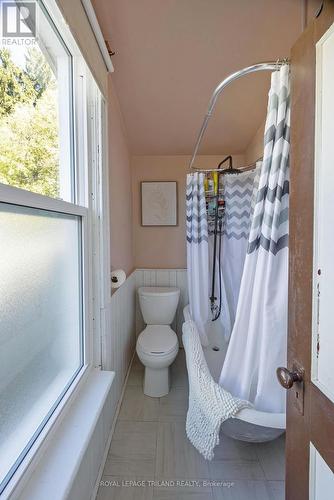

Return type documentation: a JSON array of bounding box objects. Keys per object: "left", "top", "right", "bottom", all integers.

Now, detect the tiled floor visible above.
[{"left": 97, "top": 350, "right": 285, "bottom": 500}]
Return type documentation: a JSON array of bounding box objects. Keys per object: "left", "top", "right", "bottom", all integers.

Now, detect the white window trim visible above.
[
  {"left": 86, "top": 83, "right": 111, "bottom": 368},
  {"left": 0, "top": 0, "right": 111, "bottom": 496},
  {"left": 0, "top": 183, "right": 87, "bottom": 216},
  {"left": 97, "top": 97, "right": 111, "bottom": 369}
]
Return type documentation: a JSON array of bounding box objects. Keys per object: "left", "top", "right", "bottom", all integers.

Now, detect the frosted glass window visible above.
[{"left": 0, "top": 203, "right": 83, "bottom": 493}]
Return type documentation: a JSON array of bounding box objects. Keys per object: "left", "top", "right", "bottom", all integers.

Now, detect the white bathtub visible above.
[{"left": 183, "top": 305, "right": 285, "bottom": 442}]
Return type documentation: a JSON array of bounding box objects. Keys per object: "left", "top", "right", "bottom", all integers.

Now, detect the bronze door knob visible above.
[{"left": 276, "top": 367, "right": 304, "bottom": 389}]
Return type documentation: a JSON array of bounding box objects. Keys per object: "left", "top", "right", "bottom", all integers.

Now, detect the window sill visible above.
[{"left": 4, "top": 368, "right": 114, "bottom": 500}]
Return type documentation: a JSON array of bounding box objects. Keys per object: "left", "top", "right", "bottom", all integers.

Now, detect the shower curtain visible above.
[
  {"left": 186, "top": 173, "right": 210, "bottom": 346},
  {"left": 217, "top": 166, "right": 260, "bottom": 340},
  {"left": 219, "top": 64, "right": 290, "bottom": 413}
]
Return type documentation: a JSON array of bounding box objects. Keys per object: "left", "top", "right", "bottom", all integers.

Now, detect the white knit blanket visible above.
[{"left": 182, "top": 320, "right": 250, "bottom": 460}]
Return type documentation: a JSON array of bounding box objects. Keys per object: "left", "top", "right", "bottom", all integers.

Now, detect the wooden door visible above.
[{"left": 285, "top": 1, "right": 334, "bottom": 498}]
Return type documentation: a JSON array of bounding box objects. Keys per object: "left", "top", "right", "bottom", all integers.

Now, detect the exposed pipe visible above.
[
  {"left": 189, "top": 60, "right": 289, "bottom": 170},
  {"left": 81, "top": 0, "right": 114, "bottom": 73}
]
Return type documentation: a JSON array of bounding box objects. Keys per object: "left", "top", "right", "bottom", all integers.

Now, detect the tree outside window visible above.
[{"left": 0, "top": 46, "right": 60, "bottom": 198}]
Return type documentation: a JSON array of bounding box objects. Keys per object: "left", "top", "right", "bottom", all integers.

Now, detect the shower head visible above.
[{"left": 217, "top": 155, "right": 241, "bottom": 175}]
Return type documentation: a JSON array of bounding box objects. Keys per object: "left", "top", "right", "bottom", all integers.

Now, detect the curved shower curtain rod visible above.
[{"left": 189, "top": 59, "right": 290, "bottom": 171}]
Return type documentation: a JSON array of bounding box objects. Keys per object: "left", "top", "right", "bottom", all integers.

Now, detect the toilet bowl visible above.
[
  {"left": 136, "top": 287, "right": 180, "bottom": 397},
  {"left": 137, "top": 325, "right": 179, "bottom": 397}
]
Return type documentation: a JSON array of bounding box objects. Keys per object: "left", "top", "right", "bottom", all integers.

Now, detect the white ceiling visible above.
[{"left": 93, "top": 0, "right": 304, "bottom": 155}]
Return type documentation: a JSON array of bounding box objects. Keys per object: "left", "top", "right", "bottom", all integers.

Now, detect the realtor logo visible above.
[{"left": 2, "top": 1, "right": 36, "bottom": 38}]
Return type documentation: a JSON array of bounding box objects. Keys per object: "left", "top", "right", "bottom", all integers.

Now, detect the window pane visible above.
[
  {"left": 0, "top": 2, "right": 73, "bottom": 201},
  {"left": 0, "top": 203, "right": 83, "bottom": 492}
]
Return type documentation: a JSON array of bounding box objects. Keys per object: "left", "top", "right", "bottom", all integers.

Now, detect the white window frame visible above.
[
  {"left": 0, "top": 0, "right": 110, "bottom": 496},
  {"left": 86, "top": 80, "right": 111, "bottom": 369}
]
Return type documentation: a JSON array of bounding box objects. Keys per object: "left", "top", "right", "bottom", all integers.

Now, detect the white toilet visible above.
[{"left": 136, "top": 287, "right": 180, "bottom": 397}]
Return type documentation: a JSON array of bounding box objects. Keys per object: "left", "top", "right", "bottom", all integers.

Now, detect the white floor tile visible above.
[
  {"left": 209, "top": 460, "right": 265, "bottom": 481},
  {"left": 256, "top": 436, "right": 285, "bottom": 480},
  {"left": 212, "top": 480, "right": 273, "bottom": 500},
  {"left": 156, "top": 422, "right": 210, "bottom": 480},
  {"left": 266, "top": 480, "right": 285, "bottom": 500},
  {"left": 159, "top": 386, "right": 188, "bottom": 422},
  {"left": 103, "top": 459, "right": 156, "bottom": 480},
  {"left": 127, "top": 363, "right": 144, "bottom": 387},
  {"left": 132, "top": 355, "right": 142, "bottom": 368},
  {"left": 118, "top": 385, "right": 159, "bottom": 421},
  {"left": 212, "top": 433, "right": 259, "bottom": 462},
  {"left": 171, "top": 350, "right": 188, "bottom": 388},
  {"left": 97, "top": 476, "right": 153, "bottom": 500},
  {"left": 154, "top": 484, "right": 213, "bottom": 499},
  {"left": 104, "top": 421, "right": 157, "bottom": 478}
]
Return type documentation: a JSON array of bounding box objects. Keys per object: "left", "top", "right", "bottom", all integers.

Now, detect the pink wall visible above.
[
  {"left": 131, "top": 155, "right": 245, "bottom": 269},
  {"left": 244, "top": 120, "right": 265, "bottom": 164},
  {"left": 108, "top": 77, "right": 134, "bottom": 275}
]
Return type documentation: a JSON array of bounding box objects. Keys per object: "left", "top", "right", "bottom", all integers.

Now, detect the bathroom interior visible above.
[{"left": 1, "top": 0, "right": 334, "bottom": 499}]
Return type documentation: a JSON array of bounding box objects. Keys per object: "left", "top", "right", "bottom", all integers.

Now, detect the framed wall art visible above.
[{"left": 141, "top": 181, "right": 178, "bottom": 226}]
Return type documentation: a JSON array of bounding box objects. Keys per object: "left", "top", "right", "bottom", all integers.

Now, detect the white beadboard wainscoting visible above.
[
  {"left": 102, "top": 271, "right": 137, "bottom": 418},
  {"left": 135, "top": 269, "right": 188, "bottom": 341}
]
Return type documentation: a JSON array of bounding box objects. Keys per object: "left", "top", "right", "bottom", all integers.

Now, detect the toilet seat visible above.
[{"left": 137, "top": 325, "right": 178, "bottom": 356}]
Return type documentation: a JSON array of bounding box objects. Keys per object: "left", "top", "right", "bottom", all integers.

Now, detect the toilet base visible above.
[{"left": 143, "top": 366, "right": 170, "bottom": 397}]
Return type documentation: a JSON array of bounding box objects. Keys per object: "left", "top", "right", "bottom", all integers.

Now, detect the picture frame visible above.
[{"left": 141, "top": 181, "right": 178, "bottom": 226}]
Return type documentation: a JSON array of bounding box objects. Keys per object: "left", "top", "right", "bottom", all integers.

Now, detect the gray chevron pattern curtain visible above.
[
  {"left": 248, "top": 65, "right": 290, "bottom": 255},
  {"left": 223, "top": 169, "right": 259, "bottom": 240},
  {"left": 186, "top": 173, "right": 209, "bottom": 346},
  {"left": 219, "top": 65, "right": 290, "bottom": 414},
  {"left": 217, "top": 166, "right": 260, "bottom": 340},
  {"left": 186, "top": 173, "right": 208, "bottom": 244}
]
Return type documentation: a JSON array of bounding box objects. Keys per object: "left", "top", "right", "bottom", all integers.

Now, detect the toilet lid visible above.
[{"left": 137, "top": 325, "right": 178, "bottom": 355}]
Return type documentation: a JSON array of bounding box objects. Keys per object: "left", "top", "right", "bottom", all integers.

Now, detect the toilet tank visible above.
[{"left": 138, "top": 287, "right": 180, "bottom": 325}]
